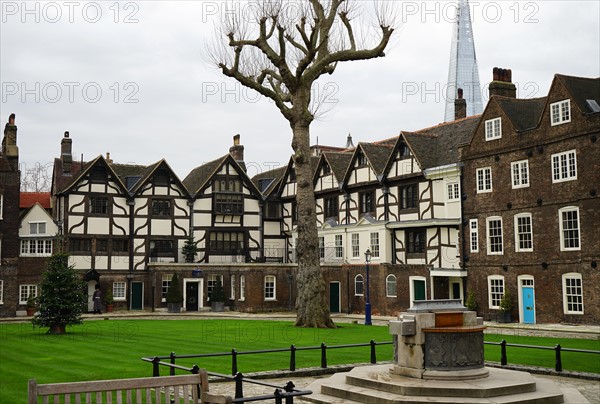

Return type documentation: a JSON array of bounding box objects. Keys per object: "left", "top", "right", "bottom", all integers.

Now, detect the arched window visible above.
[
  {"left": 386, "top": 275, "right": 397, "bottom": 297},
  {"left": 354, "top": 274, "right": 364, "bottom": 296}
]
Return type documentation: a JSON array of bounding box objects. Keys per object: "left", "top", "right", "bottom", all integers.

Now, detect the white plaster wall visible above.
[
  {"left": 88, "top": 218, "right": 110, "bottom": 234},
  {"left": 69, "top": 195, "right": 86, "bottom": 213},
  {"left": 263, "top": 222, "right": 281, "bottom": 236}
]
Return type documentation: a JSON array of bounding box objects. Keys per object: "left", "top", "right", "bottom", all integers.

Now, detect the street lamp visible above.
[{"left": 364, "top": 248, "right": 372, "bottom": 325}]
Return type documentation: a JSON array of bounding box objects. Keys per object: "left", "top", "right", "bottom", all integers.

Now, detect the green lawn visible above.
[{"left": 1, "top": 319, "right": 598, "bottom": 403}]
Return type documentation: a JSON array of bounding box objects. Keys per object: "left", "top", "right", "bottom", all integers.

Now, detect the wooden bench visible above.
[{"left": 28, "top": 371, "right": 232, "bottom": 404}]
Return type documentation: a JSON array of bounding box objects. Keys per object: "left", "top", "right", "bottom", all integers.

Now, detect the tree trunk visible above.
[{"left": 292, "top": 123, "right": 335, "bottom": 328}]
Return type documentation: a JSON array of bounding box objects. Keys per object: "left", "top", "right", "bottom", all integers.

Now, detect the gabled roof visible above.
[
  {"left": 496, "top": 97, "right": 547, "bottom": 132},
  {"left": 360, "top": 142, "right": 395, "bottom": 177},
  {"left": 122, "top": 159, "right": 190, "bottom": 197},
  {"left": 313, "top": 151, "right": 353, "bottom": 184},
  {"left": 51, "top": 158, "right": 85, "bottom": 195},
  {"left": 400, "top": 115, "right": 479, "bottom": 170},
  {"left": 252, "top": 165, "right": 287, "bottom": 197},
  {"left": 56, "top": 155, "right": 129, "bottom": 195},
  {"left": 183, "top": 154, "right": 261, "bottom": 197},
  {"left": 20, "top": 192, "right": 51, "bottom": 209},
  {"left": 555, "top": 74, "right": 600, "bottom": 114},
  {"left": 274, "top": 156, "right": 320, "bottom": 198}
]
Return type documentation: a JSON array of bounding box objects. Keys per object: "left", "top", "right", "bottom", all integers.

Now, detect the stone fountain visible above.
[{"left": 302, "top": 299, "right": 589, "bottom": 403}]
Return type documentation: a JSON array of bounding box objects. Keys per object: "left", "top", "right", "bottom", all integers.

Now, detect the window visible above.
[
  {"left": 161, "top": 274, "right": 173, "bottom": 302},
  {"left": 562, "top": 273, "right": 583, "bottom": 314},
  {"left": 209, "top": 232, "right": 244, "bottom": 254},
  {"left": 447, "top": 183, "right": 460, "bottom": 201},
  {"left": 399, "top": 143, "right": 410, "bottom": 157},
  {"left": 469, "top": 219, "right": 479, "bottom": 253},
  {"left": 215, "top": 194, "right": 244, "bottom": 214},
  {"left": 69, "top": 238, "right": 91, "bottom": 253},
  {"left": 406, "top": 229, "right": 426, "bottom": 255},
  {"left": 289, "top": 168, "right": 296, "bottom": 182},
  {"left": 511, "top": 160, "right": 529, "bottom": 188},
  {"left": 113, "top": 239, "right": 129, "bottom": 253},
  {"left": 476, "top": 167, "right": 492, "bottom": 193},
  {"left": 0, "top": 194, "right": 3, "bottom": 220},
  {"left": 354, "top": 274, "right": 364, "bottom": 296},
  {"left": 230, "top": 275, "right": 236, "bottom": 300},
  {"left": 486, "top": 217, "right": 503, "bottom": 255},
  {"left": 0, "top": 280, "right": 3, "bottom": 304},
  {"left": 113, "top": 282, "right": 126, "bottom": 301},
  {"left": 96, "top": 239, "right": 108, "bottom": 253},
  {"left": 20, "top": 239, "right": 53, "bottom": 257},
  {"left": 153, "top": 170, "right": 170, "bottom": 186},
  {"left": 90, "top": 166, "right": 107, "bottom": 183},
  {"left": 357, "top": 152, "right": 367, "bottom": 166},
  {"left": 239, "top": 275, "right": 245, "bottom": 301},
  {"left": 29, "top": 222, "right": 47, "bottom": 235},
  {"left": 351, "top": 233, "right": 360, "bottom": 258},
  {"left": 152, "top": 240, "right": 174, "bottom": 256},
  {"left": 401, "top": 184, "right": 418, "bottom": 209},
  {"left": 318, "top": 237, "right": 325, "bottom": 259},
  {"left": 264, "top": 202, "right": 282, "bottom": 219},
  {"left": 488, "top": 276, "right": 504, "bottom": 309},
  {"left": 324, "top": 196, "right": 338, "bottom": 219},
  {"left": 213, "top": 177, "right": 242, "bottom": 192},
  {"left": 559, "top": 207, "right": 580, "bottom": 251},
  {"left": 19, "top": 284, "right": 37, "bottom": 305},
  {"left": 370, "top": 232, "right": 380, "bottom": 258},
  {"left": 89, "top": 197, "right": 109, "bottom": 214},
  {"left": 485, "top": 117, "right": 502, "bottom": 140},
  {"left": 552, "top": 150, "right": 577, "bottom": 183},
  {"left": 359, "top": 191, "right": 375, "bottom": 215},
  {"left": 264, "top": 275, "right": 276, "bottom": 300},
  {"left": 152, "top": 200, "right": 171, "bottom": 216},
  {"left": 551, "top": 99, "right": 571, "bottom": 125},
  {"left": 334, "top": 235, "right": 343, "bottom": 259},
  {"left": 207, "top": 274, "right": 224, "bottom": 300},
  {"left": 386, "top": 275, "right": 397, "bottom": 297},
  {"left": 514, "top": 213, "right": 533, "bottom": 252},
  {"left": 322, "top": 163, "right": 331, "bottom": 175}
]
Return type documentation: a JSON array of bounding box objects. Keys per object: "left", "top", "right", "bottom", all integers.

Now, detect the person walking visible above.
[{"left": 93, "top": 285, "right": 102, "bottom": 314}]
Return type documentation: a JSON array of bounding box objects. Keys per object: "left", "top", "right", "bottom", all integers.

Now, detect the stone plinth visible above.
[{"left": 389, "top": 299, "right": 487, "bottom": 380}]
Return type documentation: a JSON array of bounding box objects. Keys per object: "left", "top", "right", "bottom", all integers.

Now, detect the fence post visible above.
[
  {"left": 555, "top": 344, "right": 562, "bottom": 372},
  {"left": 500, "top": 340, "right": 507, "bottom": 366},
  {"left": 370, "top": 340, "right": 377, "bottom": 364},
  {"left": 152, "top": 356, "right": 160, "bottom": 377},
  {"left": 320, "top": 343, "right": 327, "bottom": 368},
  {"left": 234, "top": 372, "right": 244, "bottom": 399},
  {"left": 232, "top": 349, "right": 238, "bottom": 376},
  {"left": 289, "top": 345, "right": 296, "bottom": 371},
  {"left": 170, "top": 352, "right": 176, "bottom": 376},
  {"left": 285, "top": 381, "right": 295, "bottom": 404},
  {"left": 274, "top": 388, "right": 283, "bottom": 404}
]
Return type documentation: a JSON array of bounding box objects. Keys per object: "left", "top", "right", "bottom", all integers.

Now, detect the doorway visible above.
[
  {"left": 131, "top": 282, "right": 144, "bottom": 310},
  {"left": 184, "top": 279, "right": 203, "bottom": 311},
  {"left": 87, "top": 281, "right": 97, "bottom": 312},
  {"left": 329, "top": 282, "right": 341, "bottom": 313},
  {"left": 519, "top": 276, "right": 535, "bottom": 324}
]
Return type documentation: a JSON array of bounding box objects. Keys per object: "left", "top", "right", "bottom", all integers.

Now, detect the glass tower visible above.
[{"left": 444, "top": 0, "right": 483, "bottom": 121}]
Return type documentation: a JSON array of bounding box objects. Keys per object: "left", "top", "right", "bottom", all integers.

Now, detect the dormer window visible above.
[
  {"left": 289, "top": 168, "right": 297, "bottom": 182},
  {"left": 357, "top": 152, "right": 367, "bottom": 167},
  {"left": 400, "top": 143, "right": 410, "bottom": 157},
  {"left": 485, "top": 118, "right": 502, "bottom": 140},
  {"left": 322, "top": 163, "right": 331, "bottom": 175},
  {"left": 551, "top": 99, "right": 571, "bottom": 125},
  {"left": 90, "top": 166, "right": 107, "bottom": 183}
]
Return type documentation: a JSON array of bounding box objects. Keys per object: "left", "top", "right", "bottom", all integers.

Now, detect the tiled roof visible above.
[
  {"left": 252, "top": 165, "right": 287, "bottom": 196},
  {"left": 557, "top": 74, "right": 600, "bottom": 114},
  {"left": 496, "top": 97, "right": 547, "bottom": 132},
  {"left": 20, "top": 192, "right": 51, "bottom": 209},
  {"left": 183, "top": 155, "right": 228, "bottom": 196},
  {"left": 360, "top": 142, "right": 395, "bottom": 177},
  {"left": 51, "top": 158, "right": 85, "bottom": 194},
  {"left": 323, "top": 152, "right": 353, "bottom": 182}
]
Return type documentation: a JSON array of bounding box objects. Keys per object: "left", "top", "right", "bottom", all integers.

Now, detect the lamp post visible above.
[{"left": 364, "top": 248, "right": 372, "bottom": 325}]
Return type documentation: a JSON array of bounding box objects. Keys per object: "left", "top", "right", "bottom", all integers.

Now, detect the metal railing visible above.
[{"left": 485, "top": 340, "right": 600, "bottom": 372}]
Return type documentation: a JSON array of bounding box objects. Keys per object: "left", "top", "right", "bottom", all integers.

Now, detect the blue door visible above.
[{"left": 522, "top": 286, "right": 535, "bottom": 324}]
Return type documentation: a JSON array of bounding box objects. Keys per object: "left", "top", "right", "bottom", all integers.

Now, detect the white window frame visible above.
[
  {"left": 161, "top": 274, "right": 173, "bottom": 302},
  {"left": 264, "top": 275, "right": 276, "bottom": 301},
  {"left": 562, "top": 273, "right": 583, "bottom": 314},
  {"left": 354, "top": 274, "right": 364, "bottom": 296},
  {"left": 386, "top": 274, "right": 397, "bottom": 297},
  {"left": 447, "top": 182, "right": 460, "bottom": 201},
  {"left": 0, "top": 194, "right": 3, "bottom": 220},
  {"left": 487, "top": 275, "right": 505, "bottom": 309},
  {"left": 559, "top": 206, "right": 581, "bottom": 251},
  {"left": 511, "top": 160, "right": 529, "bottom": 189},
  {"left": 0, "top": 280, "right": 4, "bottom": 305},
  {"left": 19, "top": 284, "right": 38, "bottom": 305},
  {"left": 551, "top": 99, "right": 571, "bottom": 126},
  {"left": 351, "top": 233, "right": 360, "bottom": 258},
  {"left": 370, "top": 232, "right": 380, "bottom": 258},
  {"left": 469, "top": 219, "right": 479, "bottom": 253},
  {"left": 230, "top": 275, "right": 236, "bottom": 300},
  {"left": 485, "top": 117, "right": 502, "bottom": 140},
  {"left": 334, "top": 234, "right": 343, "bottom": 259},
  {"left": 239, "top": 275, "right": 245, "bottom": 301},
  {"left": 409, "top": 276, "right": 427, "bottom": 303},
  {"left": 486, "top": 216, "right": 504, "bottom": 255},
  {"left": 514, "top": 213, "right": 533, "bottom": 252},
  {"left": 318, "top": 237, "right": 325, "bottom": 259},
  {"left": 113, "top": 282, "right": 126, "bottom": 301},
  {"left": 29, "top": 221, "right": 47, "bottom": 235},
  {"left": 476, "top": 167, "right": 492, "bottom": 193},
  {"left": 551, "top": 150, "right": 577, "bottom": 183},
  {"left": 20, "top": 239, "right": 53, "bottom": 257}
]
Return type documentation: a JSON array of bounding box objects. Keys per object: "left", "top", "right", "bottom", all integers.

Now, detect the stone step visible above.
[{"left": 346, "top": 365, "right": 538, "bottom": 398}]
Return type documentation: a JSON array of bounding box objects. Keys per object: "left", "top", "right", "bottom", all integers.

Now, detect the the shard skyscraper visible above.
[{"left": 444, "top": 0, "right": 483, "bottom": 121}]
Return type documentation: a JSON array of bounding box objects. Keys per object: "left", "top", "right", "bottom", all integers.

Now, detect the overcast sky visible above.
[{"left": 2, "top": 0, "right": 599, "bottom": 182}]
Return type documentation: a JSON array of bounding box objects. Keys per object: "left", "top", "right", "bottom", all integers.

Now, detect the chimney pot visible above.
[
  {"left": 457, "top": 88, "right": 464, "bottom": 99},
  {"left": 64, "top": 131, "right": 70, "bottom": 138},
  {"left": 8, "top": 113, "right": 15, "bottom": 125},
  {"left": 489, "top": 67, "right": 516, "bottom": 99},
  {"left": 233, "top": 134, "right": 240, "bottom": 146}
]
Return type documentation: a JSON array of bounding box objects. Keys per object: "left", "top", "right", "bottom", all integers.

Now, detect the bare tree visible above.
[
  {"left": 209, "top": 0, "right": 395, "bottom": 328},
  {"left": 21, "top": 162, "right": 53, "bottom": 192}
]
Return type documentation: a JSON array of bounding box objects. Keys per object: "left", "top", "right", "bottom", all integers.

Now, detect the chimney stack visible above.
[
  {"left": 229, "top": 134, "right": 245, "bottom": 166},
  {"left": 61, "top": 131, "right": 73, "bottom": 174},
  {"left": 489, "top": 67, "right": 516, "bottom": 98},
  {"left": 454, "top": 88, "right": 467, "bottom": 120},
  {"left": 105, "top": 152, "right": 113, "bottom": 164},
  {"left": 2, "top": 113, "right": 19, "bottom": 170},
  {"left": 346, "top": 133, "right": 355, "bottom": 149}
]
